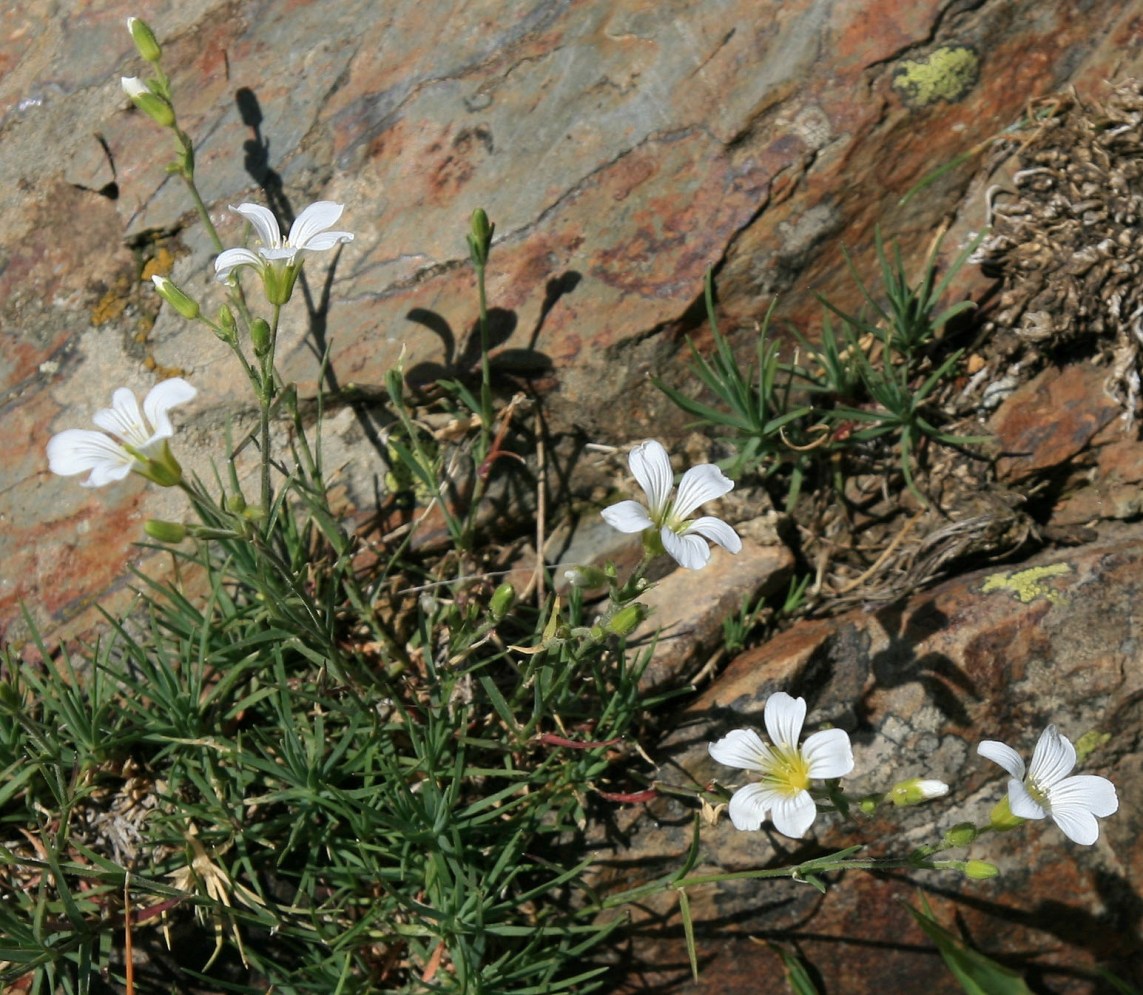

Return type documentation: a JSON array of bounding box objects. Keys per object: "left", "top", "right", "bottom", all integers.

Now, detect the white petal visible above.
[
  {"left": 121, "top": 76, "right": 148, "bottom": 99},
  {"left": 1027, "top": 725, "right": 1076, "bottom": 790},
  {"left": 297, "top": 229, "right": 354, "bottom": 252},
  {"left": 708, "top": 728, "right": 770, "bottom": 772},
  {"left": 727, "top": 782, "right": 778, "bottom": 831},
  {"left": 258, "top": 245, "right": 300, "bottom": 263},
  {"left": 764, "top": 692, "right": 806, "bottom": 752},
  {"left": 230, "top": 203, "right": 282, "bottom": 249},
  {"left": 672, "top": 463, "right": 734, "bottom": 519},
  {"left": 214, "top": 247, "right": 263, "bottom": 281},
  {"left": 977, "top": 740, "right": 1026, "bottom": 780},
  {"left": 684, "top": 516, "right": 742, "bottom": 553},
  {"left": 46, "top": 429, "right": 134, "bottom": 486},
  {"left": 1049, "top": 774, "right": 1118, "bottom": 818},
  {"left": 287, "top": 201, "right": 345, "bottom": 247},
  {"left": 801, "top": 727, "right": 854, "bottom": 779},
  {"left": 92, "top": 388, "right": 148, "bottom": 447},
  {"left": 601, "top": 500, "right": 653, "bottom": 533},
  {"left": 770, "top": 790, "right": 817, "bottom": 839},
  {"left": 913, "top": 779, "right": 950, "bottom": 799},
  {"left": 143, "top": 378, "right": 196, "bottom": 440},
  {"left": 1007, "top": 780, "right": 1047, "bottom": 821},
  {"left": 1049, "top": 806, "right": 1101, "bottom": 845},
  {"left": 661, "top": 527, "right": 710, "bottom": 569},
  {"left": 627, "top": 440, "right": 673, "bottom": 517}
]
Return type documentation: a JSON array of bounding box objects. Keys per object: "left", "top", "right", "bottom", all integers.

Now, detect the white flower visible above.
[
  {"left": 601, "top": 439, "right": 742, "bottom": 569},
  {"left": 46, "top": 378, "right": 196, "bottom": 488},
  {"left": 978, "top": 725, "right": 1118, "bottom": 845},
  {"left": 214, "top": 201, "right": 353, "bottom": 304},
  {"left": 708, "top": 691, "right": 854, "bottom": 839}
]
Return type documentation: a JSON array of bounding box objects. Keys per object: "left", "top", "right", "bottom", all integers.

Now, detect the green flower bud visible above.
[
  {"left": 144, "top": 519, "right": 187, "bottom": 543},
  {"left": 964, "top": 859, "right": 1000, "bottom": 880},
  {"left": 215, "top": 304, "right": 238, "bottom": 345},
  {"left": 942, "top": 822, "right": 979, "bottom": 847},
  {"left": 606, "top": 602, "right": 648, "bottom": 637},
  {"left": 226, "top": 493, "right": 247, "bottom": 514},
  {"left": 127, "top": 17, "right": 162, "bottom": 63},
  {"left": 564, "top": 565, "right": 608, "bottom": 589},
  {"left": 489, "top": 582, "right": 515, "bottom": 621},
  {"left": 250, "top": 318, "right": 272, "bottom": 357},
  {"left": 467, "top": 208, "right": 494, "bottom": 268},
  {"left": 151, "top": 275, "right": 199, "bottom": 320},
  {"left": 121, "top": 76, "right": 175, "bottom": 128},
  {"left": 888, "top": 777, "right": 950, "bottom": 807}
]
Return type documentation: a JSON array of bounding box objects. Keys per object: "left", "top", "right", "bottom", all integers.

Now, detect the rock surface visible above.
[{"left": 4, "top": 0, "right": 1141, "bottom": 641}]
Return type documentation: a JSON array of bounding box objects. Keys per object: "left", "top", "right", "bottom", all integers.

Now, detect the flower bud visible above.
[
  {"left": 563, "top": 565, "right": 608, "bottom": 590},
  {"left": 250, "top": 318, "right": 272, "bottom": 357},
  {"left": 144, "top": 519, "right": 187, "bottom": 543},
  {"left": 215, "top": 304, "right": 237, "bottom": 345},
  {"left": 489, "top": 582, "right": 515, "bottom": 622},
  {"left": 888, "top": 777, "right": 950, "bottom": 807},
  {"left": 226, "top": 493, "right": 247, "bottom": 514},
  {"left": 151, "top": 275, "right": 199, "bottom": 320},
  {"left": 127, "top": 17, "right": 162, "bottom": 63},
  {"left": 605, "top": 602, "right": 647, "bottom": 637},
  {"left": 121, "top": 76, "right": 175, "bottom": 128},
  {"left": 942, "top": 822, "right": 978, "bottom": 847},
  {"left": 963, "top": 859, "right": 1000, "bottom": 880},
  {"left": 467, "top": 208, "right": 495, "bottom": 268}
]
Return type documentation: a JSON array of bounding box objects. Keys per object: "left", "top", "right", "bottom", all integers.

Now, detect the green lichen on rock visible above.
[{"left": 892, "top": 45, "right": 979, "bottom": 108}]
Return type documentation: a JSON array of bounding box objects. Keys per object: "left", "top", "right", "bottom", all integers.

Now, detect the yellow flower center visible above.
[{"left": 764, "top": 747, "right": 812, "bottom": 797}]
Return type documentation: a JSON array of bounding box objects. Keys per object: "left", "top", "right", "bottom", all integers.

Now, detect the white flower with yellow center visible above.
[
  {"left": 214, "top": 201, "right": 353, "bottom": 305},
  {"left": 601, "top": 439, "right": 742, "bottom": 570},
  {"left": 46, "top": 378, "right": 196, "bottom": 488},
  {"left": 978, "top": 725, "right": 1118, "bottom": 845},
  {"left": 708, "top": 691, "right": 854, "bottom": 838}
]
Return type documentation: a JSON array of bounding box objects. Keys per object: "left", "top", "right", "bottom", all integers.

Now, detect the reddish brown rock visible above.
[{"left": 991, "top": 364, "right": 1122, "bottom": 483}]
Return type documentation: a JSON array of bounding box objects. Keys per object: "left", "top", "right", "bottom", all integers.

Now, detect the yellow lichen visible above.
[
  {"left": 90, "top": 289, "right": 128, "bottom": 326},
  {"left": 980, "top": 562, "right": 1071, "bottom": 604},
  {"left": 141, "top": 245, "right": 175, "bottom": 282},
  {"left": 892, "top": 45, "right": 979, "bottom": 108}
]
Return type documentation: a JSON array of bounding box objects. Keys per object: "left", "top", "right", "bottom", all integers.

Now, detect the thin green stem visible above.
[{"left": 259, "top": 305, "right": 282, "bottom": 518}]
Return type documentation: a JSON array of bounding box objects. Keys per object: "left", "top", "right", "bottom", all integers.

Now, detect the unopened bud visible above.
[
  {"left": 942, "top": 822, "right": 979, "bottom": 847},
  {"left": 964, "top": 859, "right": 999, "bottom": 880},
  {"left": 144, "top": 519, "right": 187, "bottom": 543},
  {"left": 151, "top": 275, "right": 199, "bottom": 320},
  {"left": 127, "top": 17, "right": 162, "bottom": 63},
  {"left": 250, "top": 318, "right": 272, "bottom": 356},
  {"left": 606, "top": 602, "right": 647, "bottom": 637},
  {"left": 888, "top": 777, "right": 950, "bottom": 807},
  {"left": 121, "top": 76, "right": 174, "bottom": 127},
  {"left": 467, "top": 208, "right": 494, "bottom": 268},
  {"left": 226, "top": 493, "right": 247, "bottom": 514},
  {"left": 215, "top": 304, "right": 237, "bottom": 345},
  {"left": 564, "top": 565, "right": 608, "bottom": 590},
  {"left": 489, "top": 582, "right": 515, "bottom": 622}
]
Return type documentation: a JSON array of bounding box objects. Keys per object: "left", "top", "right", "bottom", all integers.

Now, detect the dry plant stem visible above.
[{"left": 833, "top": 512, "right": 921, "bottom": 594}]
